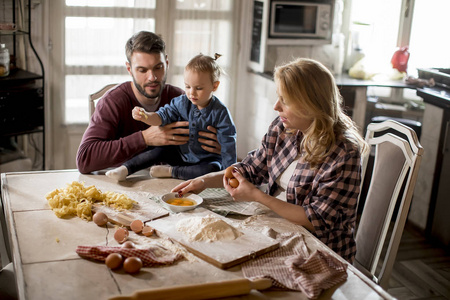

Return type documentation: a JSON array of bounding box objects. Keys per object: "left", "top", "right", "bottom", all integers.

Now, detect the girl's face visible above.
[
  {"left": 184, "top": 69, "right": 219, "bottom": 110},
  {"left": 273, "top": 86, "right": 313, "bottom": 133}
]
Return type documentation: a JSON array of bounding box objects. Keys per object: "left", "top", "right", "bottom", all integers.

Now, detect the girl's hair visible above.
[
  {"left": 274, "top": 58, "right": 369, "bottom": 166},
  {"left": 125, "top": 31, "right": 165, "bottom": 63},
  {"left": 185, "top": 53, "right": 223, "bottom": 83}
]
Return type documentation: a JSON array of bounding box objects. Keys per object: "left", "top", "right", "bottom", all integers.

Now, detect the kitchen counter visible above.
[
  {"left": 409, "top": 86, "right": 450, "bottom": 246},
  {"left": 259, "top": 71, "right": 414, "bottom": 88},
  {"left": 417, "top": 86, "right": 450, "bottom": 109},
  {"left": 1, "top": 170, "right": 395, "bottom": 300},
  {"left": 257, "top": 71, "right": 416, "bottom": 132}
]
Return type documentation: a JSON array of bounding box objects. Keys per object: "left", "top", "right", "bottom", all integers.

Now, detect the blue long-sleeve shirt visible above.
[{"left": 156, "top": 95, "right": 237, "bottom": 168}]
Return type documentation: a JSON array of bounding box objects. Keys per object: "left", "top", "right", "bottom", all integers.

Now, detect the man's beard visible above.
[{"left": 132, "top": 75, "right": 166, "bottom": 100}]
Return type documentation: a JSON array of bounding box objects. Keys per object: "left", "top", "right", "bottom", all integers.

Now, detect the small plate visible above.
[{"left": 161, "top": 192, "right": 203, "bottom": 213}]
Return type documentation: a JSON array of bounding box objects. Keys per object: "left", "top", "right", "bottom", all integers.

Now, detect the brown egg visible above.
[
  {"left": 123, "top": 257, "right": 143, "bottom": 274},
  {"left": 142, "top": 226, "right": 155, "bottom": 237},
  {"left": 93, "top": 212, "right": 108, "bottom": 226},
  {"left": 121, "top": 241, "right": 135, "bottom": 248},
  {"left": 224, "top": 166, "right": 235, "bottom": 178},
  {"left": 114, "top": 227, "right": 129, "bottom": 244},
  {"left": 105, "top": 253, "right": 123, "bottom": 270},
  {"left": 229, "top": 178, "right": 239, "bottom": 188},
  {"left": 130, "top": 219, "right": 144, "bottom": 234}
]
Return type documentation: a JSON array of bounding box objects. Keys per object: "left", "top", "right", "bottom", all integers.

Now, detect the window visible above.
[
  {"left": 349, "top": 0, "right": 450, "bottom": 78},
  {"left": 63, "top": 0, "right": 237, "bottom": 124},
  {"left": 408, "top": 0, "right": 450, "bottom": 73},
  {"left": 348, "top": 0, "right": 450, "bottom": 103},
  {"left": 348, "top": 0, "right": 403, "bottom": 75}
]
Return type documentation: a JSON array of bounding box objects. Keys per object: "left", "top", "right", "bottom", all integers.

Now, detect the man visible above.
[{"left": 76, "top": 31, "right": 221, "bottom": 174}]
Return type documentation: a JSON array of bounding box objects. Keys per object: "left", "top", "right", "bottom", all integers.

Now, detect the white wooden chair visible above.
[
  {"left": 354, "top": 119, "right": 424, "bottom": 289},
  {"left": 89, "top": 83, "right": 118, "bottom": 116}
]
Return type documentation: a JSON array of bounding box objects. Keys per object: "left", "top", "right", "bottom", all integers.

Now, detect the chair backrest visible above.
[
  {"left": 354, "top": 119, "right": 424, "bottom": 289},
  {"left": 89, "top": 83, "right": 118, "bottom": 116}
]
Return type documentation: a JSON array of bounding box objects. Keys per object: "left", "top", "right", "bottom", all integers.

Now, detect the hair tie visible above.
[{"left": 214, "top": 53, "right": 222, "bottom": 60}]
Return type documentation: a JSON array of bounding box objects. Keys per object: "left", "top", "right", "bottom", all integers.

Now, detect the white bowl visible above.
[{"left": 160, "top": 192, "right": 203, "bottom": 213}]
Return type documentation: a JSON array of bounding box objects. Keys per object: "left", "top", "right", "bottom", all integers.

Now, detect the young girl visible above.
[{"left": 106, "top": 54, "right": 236, "bottom": 181}]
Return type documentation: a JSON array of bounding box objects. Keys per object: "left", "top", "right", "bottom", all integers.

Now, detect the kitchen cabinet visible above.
[
  {"left": 0, "top": 0, "right": 45, "bottom": 170},
  {"left": 409, "top": 86, "right": 450, "bottom": 248},
  {"left": 432, "top": 116, "right": 450, "bottom": 246}
]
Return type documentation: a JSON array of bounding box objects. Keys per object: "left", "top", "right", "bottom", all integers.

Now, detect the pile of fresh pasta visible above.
[{"left": 46, "top": 181, "right": 136, "bottom": 221}]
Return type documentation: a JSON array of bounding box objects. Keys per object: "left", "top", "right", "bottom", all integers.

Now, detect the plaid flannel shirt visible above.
[{"left": 236, "top": 117, "right": 362, "bottom": 262}]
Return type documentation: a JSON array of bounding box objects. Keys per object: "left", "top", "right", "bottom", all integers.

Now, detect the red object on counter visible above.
[{"left": 391, "top": 46, "right": 410, "bottom": 73}]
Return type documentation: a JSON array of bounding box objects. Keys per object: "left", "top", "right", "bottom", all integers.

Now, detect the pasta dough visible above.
[{"left": 46, "top": 181, "right": 136, "bottom": 221}]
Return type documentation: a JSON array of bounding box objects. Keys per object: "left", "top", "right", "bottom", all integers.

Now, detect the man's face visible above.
[{"left": 126, "top": 51, "right": 168, "bottom": 106}]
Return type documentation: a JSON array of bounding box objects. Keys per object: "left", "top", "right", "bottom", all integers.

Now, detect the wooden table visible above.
[{"left": 1, "top": 170, "right": 394, "bottom": 300}]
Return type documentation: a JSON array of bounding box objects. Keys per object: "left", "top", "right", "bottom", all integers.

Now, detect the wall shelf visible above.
[{"left": 0, "top": 0, "right": 45, "bottom": 171}]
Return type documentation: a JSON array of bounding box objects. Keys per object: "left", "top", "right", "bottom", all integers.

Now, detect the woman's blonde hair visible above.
[{"left": 274, "top": 58, "right": 368, "bottom": 166}]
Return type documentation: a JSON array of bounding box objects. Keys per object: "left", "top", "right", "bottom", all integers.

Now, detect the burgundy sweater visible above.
[{"left": 76, "top": 82, "right": 184, "bottom": 173}]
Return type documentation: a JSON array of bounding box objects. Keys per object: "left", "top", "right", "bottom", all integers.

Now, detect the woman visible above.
[{"left": 172, "top": 58, "right": 369, "bottom": 262}]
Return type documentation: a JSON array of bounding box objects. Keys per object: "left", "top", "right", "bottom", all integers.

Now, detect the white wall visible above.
[{"left": 235, "top": 73, "right": 279, "bottom": 159}]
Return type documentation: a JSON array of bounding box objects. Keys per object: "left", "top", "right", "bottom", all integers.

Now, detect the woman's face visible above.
[{"left": 273, "top": 86, "right": 313, "bottom": 133}]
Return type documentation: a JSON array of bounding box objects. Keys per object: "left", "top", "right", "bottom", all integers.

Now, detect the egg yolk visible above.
[{"left": 167, "top": 198, "right": 196, "bottom": 206}]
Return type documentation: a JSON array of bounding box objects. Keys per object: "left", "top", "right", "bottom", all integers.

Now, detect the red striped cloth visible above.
[
  {"left": 76, "top": 245, "right": 183, "bottom": 267},
  {"left": 242, "top": 232, "right": 347, "bottom": 299}
]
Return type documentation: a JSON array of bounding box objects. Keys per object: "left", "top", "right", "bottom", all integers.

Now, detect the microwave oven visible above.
[
  {"left": 249, "top": 0, "right": 334, "bottom": 72},
  {"left": 269, "top": 1, "right": 333, "bottom": 40}
]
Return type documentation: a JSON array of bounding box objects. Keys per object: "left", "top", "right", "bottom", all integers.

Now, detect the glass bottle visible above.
[{"left": 0, "top": 43, "right": 10, "bottom": 77}]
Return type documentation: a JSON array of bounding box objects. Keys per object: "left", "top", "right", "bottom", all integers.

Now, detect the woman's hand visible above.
[
  {"left": 223, "top": 169, "right": 261, "bottom": 202},
  {"left": 225, "top": 170, "right": 315, "bottom": 232},
  {"left": 171, "top": 178, "right": 206, "bottom": 195}
]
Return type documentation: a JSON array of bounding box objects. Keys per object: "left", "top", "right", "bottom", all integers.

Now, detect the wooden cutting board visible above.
[
  {"left": 92, "top": 203, "right": 168, "bottom": 228},
  {"left": 149, "top": 208, "right": 279, "bottom": 269}
]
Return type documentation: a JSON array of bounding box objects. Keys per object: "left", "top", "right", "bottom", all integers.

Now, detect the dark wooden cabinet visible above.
[{"left": 0, "top": 0, "right": 45, "bottom": 170}]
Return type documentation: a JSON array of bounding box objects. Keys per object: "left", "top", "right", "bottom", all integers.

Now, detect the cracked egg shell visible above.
[
  {"left": 130, "top": 219, "right": 144, "bottom": 234},
  {"left": 142, "top": 226, "right": 155, "bottom": 237},
  {"left": 114, "top": 227, "right": 129, "bottom": 244}
]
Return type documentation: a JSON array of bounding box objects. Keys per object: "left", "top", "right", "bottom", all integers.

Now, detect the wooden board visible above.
[
  {"left": 149, "top": 208, "right": 279, "bottom": 269},
  {"left": 91, "top": 204, "right": 165, "bottom": 227},
  {"left": 92, "top": 193, "right": 169, "bottom": 228}
]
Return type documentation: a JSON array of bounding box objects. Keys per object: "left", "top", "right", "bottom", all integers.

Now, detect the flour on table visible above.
[{"left": 176, "top": 215, "right": 243, "bottom": 242}]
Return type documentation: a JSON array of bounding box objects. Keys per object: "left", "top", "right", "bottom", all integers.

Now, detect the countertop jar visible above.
[{"left": 0, "top": 43, "right": 10, "bottom": 77}]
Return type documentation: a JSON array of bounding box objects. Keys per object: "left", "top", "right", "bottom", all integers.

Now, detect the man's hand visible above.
[
  {"left": 141, "top": 121, "right": 189, "bottom": 146},
  {"left": 198, "top": 126, "right": 221, "bottom": 154}
]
